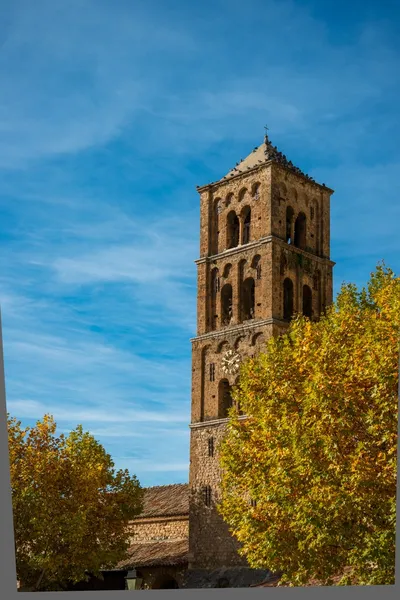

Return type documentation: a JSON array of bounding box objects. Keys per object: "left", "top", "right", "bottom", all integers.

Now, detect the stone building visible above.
[
  {"left": 188, "top": 131, "right": 334, "bottom": 572},
  {"left": 117, "top": 483, "right": 189, "bottom": 589},
  {"left": 67, "top": 484, "right": 189, "bottom": 591}
]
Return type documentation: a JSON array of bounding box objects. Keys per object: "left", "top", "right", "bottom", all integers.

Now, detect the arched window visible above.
[
  {"left": 294, "top": 212, "right": 306, "bottom": 249},
  {"left": 239, "top": 258, "right": 247, "bottom": 277},
  {"left": 251, "top": 255, "right": 261, "bottom": 279},
  {"left": 225, "top": 192, "right": 234, "bottom": 207},
  {"left": 220, "top": 284, "right": 233, "bottom": 326},
  {"left": 213, "top": 198, "right": 221, "bottom": 254},
  {"left": 242, "top": 206, "right": 251, "bottom": 244},
  {"left": 252, "top": 332, "right": 265, "bottom": 346},
  {"left": 286, "top": 206, "right": 294, "bottom": 244},
  {"left": 211, "top": 267, "right": 219, "bottom": 294},
  {"left": 252, "top": 182, "right": 260, "bottom": 200},
  {"left": 227, "top": 211, "right": 240, "bottom": 249},
  {"left": 241, "top": 277, "right": 255, "bottom": 321},
  {"left": 222, "top": 263, "right": 232, "bottom": 278},
  {"left": 218, "top": 379, "right": 233, "bottom": 418},
  {"left": 283, "top": 278, "right": 294, "bottom": 321},
  {"left": 238, "top": 188, "right": 247, "bottom": 202},
  {"left": 303, "top": 285, "right": 312, "bottom": 318},
  {"left": 210, "top": 268, "right": 219, "bottom": 331}
]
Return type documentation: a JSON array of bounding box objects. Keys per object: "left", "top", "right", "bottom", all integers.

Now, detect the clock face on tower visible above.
[{"left": 221, "top": 350, "right": 241, "bottom": 375}]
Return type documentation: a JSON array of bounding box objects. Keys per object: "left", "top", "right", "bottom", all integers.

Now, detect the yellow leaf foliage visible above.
[
  {"left": 217, "top": 263, "right": 398, "bottom": 586},
  {"left": 7, "top": 414, "right": 143, "bottom": 591}
]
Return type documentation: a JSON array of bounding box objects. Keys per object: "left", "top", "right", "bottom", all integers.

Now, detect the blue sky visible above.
[{"left": 1, "top": 0, "right": 399, "bottom": 487}]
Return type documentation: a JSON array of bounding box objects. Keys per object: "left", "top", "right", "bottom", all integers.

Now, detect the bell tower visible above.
[{"left": 188, "top": 131, "right": 335, "bottom": 570}]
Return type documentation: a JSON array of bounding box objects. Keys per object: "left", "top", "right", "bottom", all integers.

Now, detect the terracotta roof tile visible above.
[
  {"left": 136, "top": 483, "right": 189, "bottom": 519},
  {"left": 118, "top": 539, "right": 189, "bottom": 569}
]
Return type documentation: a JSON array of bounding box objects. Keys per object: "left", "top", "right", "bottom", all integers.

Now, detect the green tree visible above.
[
  {"left": 218, "top": 263, "right": 398, "bottom": 586},
  {"left": 8, "top": 414, "right": 143, "bottom": 591}
]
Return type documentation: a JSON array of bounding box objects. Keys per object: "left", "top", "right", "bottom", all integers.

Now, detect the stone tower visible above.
[{"left": 188, "top": 132, "right": 335, "bottom": 570}]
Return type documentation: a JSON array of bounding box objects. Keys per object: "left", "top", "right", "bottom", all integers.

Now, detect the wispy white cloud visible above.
[
  {"left": 120, "top": 459, "right": 189, "bottom": 473},
  {"left": 0, "top": 0, "right": 199, "bottom": 168},
  {"left": 1, "top": 0, "right": 397, "bottom": 169},
  {"left": 6, "top": 399, "right": 189, "bottom": 424}
]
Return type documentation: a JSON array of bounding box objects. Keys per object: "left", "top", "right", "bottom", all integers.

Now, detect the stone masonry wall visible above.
[
  {"left": 189, "top": 421, "right": 247, "bottom": 569},
  {"left": 191, "top": 323, "right": 275, "bottom": 423},
  {"left": 129, "top": 517, "right": 188, "bottom": 544},
  {"left": 197, "top": 166, "right": 272, "bottom": 335}
]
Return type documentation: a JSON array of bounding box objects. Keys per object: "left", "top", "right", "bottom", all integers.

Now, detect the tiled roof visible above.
[
  {"left": 137, "top": 483, "right": 189, "bottom": 519},
  {"left": 117, "top": 539, "right": 189, "bottom": 569},
  {"left": 222, "top": 133, "right": 322, "bottom": 185},
  {"left": 197, "top": 131, "right": 331, "bottom": 191}
]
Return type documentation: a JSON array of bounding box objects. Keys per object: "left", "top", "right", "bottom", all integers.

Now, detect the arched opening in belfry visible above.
[
  {"left": 212, "top": 198, "right": 221, "bottom": 254},
  {"left": 227, "top": 211, "right": 240, "bottom": 249},
  {"left": 283, "top": 278, "right": 294, "bottom": 321},
  {"left": 152, "top": 575, "right": 179, "bottom": 589},
  {"left": 252, "top": 182, "right": 260, "bottom": 199},
  {"left": 220, "top": 283, "right": 233, "bottom": 326},
  {"left": 225, "top": 192, "right": 234, "bottom": 207},
  {"left": 241, "top": 206, "right": 251, "bottom": 244},
  {"left": 303, "top": 285, "right": 312, "bottom": 319},
  {"left": 238, "top": 187, "right": 247, "bottom": 202},
  {"left": 210, "top": 268, "right": 219, "bottom": 331},
  {"left": 286, "top": 206, "right": 294, "bottom": 244},
  {"left": 218, "top": 379, "right": 233, "bottom": 418},
  {"left": 222, "top": 263, "right": 232, "bottom": 279},
  {"left": 294, "top": 212, "right": 306, "bottom": 249},
  {"left": 241, "top": 277, "right": 255, "bottom": 321},
  {"left": 200, "top": 345, "right": 210, "bottom": 422}
]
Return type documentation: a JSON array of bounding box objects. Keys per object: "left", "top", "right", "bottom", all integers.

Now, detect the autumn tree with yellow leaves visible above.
[
  {"left": 218, "top": 264, "right": 398, "bottom": 586},
  {"left": 8, "top": 414, "right": 143, "bottom": 591}
]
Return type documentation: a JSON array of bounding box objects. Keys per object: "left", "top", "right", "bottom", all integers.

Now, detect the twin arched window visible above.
[
  {"left": 226, "top": 207, "right": 252, "bottom": 249},
  {"left": 286, "top": 207, "right": 307, "bottom": 250},
  {"left": 283, "top": 278, "right": 313, "bottom": 320},
  {"left": 218, "top": 278, "right": 256, "bottom": 326}
]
